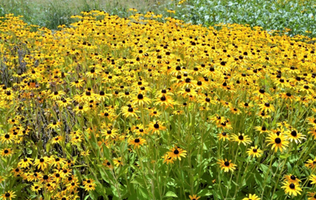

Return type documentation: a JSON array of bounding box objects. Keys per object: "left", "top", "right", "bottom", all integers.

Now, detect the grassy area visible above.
[
  {"left": 0, "top": 0, "right": 166, "bottom": 29},
  {"left": 1, "top": 0, "right": 316, "bottom": 38}
]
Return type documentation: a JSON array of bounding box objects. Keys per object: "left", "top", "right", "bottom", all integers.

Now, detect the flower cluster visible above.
[{"left": 0, "top": 10, "right": 316, "bottom": 199}]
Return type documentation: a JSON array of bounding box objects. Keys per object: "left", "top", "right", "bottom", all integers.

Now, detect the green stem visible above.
[{"left": 261, "top": 151, "right": 275, "bottom": 199}]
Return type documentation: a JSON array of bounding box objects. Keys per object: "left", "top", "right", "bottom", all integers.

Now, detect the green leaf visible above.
[
  {"left": 165, "top": 191, "right": 178, "bottom": 198},
  {"left": 198, "top": 189, "right": 212, "bottom": 196},
  {"left": 138, "top": 186, "right": 148, "bottom": 198},
  {"left": 260, "top": 163, "right": 269, "bottom": 174}
]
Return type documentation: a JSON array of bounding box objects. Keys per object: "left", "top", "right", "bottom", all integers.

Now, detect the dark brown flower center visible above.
[
  {"left": 289, "top": 183, "right": 295, "bottom": 189},
  {"left": 137, "top": 94, "right": 144, "bottom": 100}
]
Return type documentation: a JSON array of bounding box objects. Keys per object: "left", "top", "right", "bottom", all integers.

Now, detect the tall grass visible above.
[
  {"left": 0, "top": 0, "right": 167, "bottom": 29},
  {"left": 1, "top": 0, "right": 316, "bottom": 38}
]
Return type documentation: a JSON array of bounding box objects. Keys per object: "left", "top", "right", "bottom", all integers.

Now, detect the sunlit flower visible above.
[
  {"left": 168, "top": 146, "right": 187, "bottom": 161},
  {"left": 267, "top": 132, "right": 289, "bottom": 152},
  {"left": 247, "top": 146, "right": 263, "bottom": 158},
  {"left": 281, "top": 181, "right": 302, "bottom": 196},
  {"left": 128, "top": 137, "right": 146, "bottom": 149},
  {"left": 217, "top": 159, "right": 237, "bottom": 172},
  {"left": 242, "top": 194, "right": 260, "bottom": 200},
  {"left": 1, "top": 190, "right": 16, "bottom": 200}
]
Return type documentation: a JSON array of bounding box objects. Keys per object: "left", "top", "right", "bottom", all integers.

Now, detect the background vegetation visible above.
[{"left": 1, "top": 0, "right": 316, "bottom": 37}]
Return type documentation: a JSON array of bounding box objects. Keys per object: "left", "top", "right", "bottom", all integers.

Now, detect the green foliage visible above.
[{"left": 1, "top": 0, "right": 316, "bottom": 38}]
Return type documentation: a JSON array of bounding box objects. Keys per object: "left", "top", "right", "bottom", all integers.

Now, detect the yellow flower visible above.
[
  {"left": 189, "top": 194, "right": 201, "bottom": 200},
  {"left": 18, "top": 157, "right": 33, "bottom": 168},
  {"left": 281, "top": 181, "right": 302, "bottom": 196},
  {"left": 267, "top": 132, "right": 289, "bottom": 153},
  {"left": 247, "top": 146, "right": 263, "bottom": 158},
  {"left": 168, "top": 146, "right": 187, "bottom": 161},
  {"left": 231, "top": 133, "right": 251, "bottom": 145},
  {"left": 83, "top": 179, "right": 96, "bottom": 191},
  {"left": 242, "top": 194, "right": 260, "bottom": 200},
  {"left": 128, "top": 137, "right": 146, "bottom": 149},
  {"left": 131, "top": 93, "right": 151, "bottom": 106},
  {"left": 217, "top": 159, "right": 237, "bottom": 172},
  {"left": 162, "top": 154, "right": 175, "bottom": 165},
  {"left": 309, "top": 174, "right": 316, "bottom": 185},
  {"left": 1, "top": 190, "right": 16, "bottom": 200}
]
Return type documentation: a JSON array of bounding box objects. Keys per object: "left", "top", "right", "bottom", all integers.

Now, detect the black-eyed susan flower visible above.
[
  {"left": 309, "top": 174, "right": 316, "bottom": 185},
  {"left": 0, "top": 148, "right": 13, "bottom": 157},
  {"left": 83, "top": 179, "right": 96, "bottom": 192},
  {"left": 38, "top": 173, "right": 51, "bottom": 183},
  {"left": 284, "top": 174, "right": 301, "bottom": 185},
  {"left": 285, "top": 129, "right": 305, "bottom": 144},
  {"left": 70, "top": 134, "right": 83, "bottom": 145},
  {"left": 247, "top": 146, "right": 263, "bottom": 158},
  {"left": 267, "top": 132, "right": 289, "bottom": 152},
  {"left": 242, "top": 194, "right": 260, "bottom": 200},
  {"left": 56, "top": 98, "right": 71, "bottom": 108},
  {"left": 168, "top": 146, "right": 187, "bottom": 161},
  {"left": 132, "top": 93, "right": 151, "bottom": 106},
  {"left": 129, "top": 137, "right": 146, "bottom": 149},
  {"left": 18, "top": 157, "right": 33, "bottom": 168},
  {"left": 35, "top": 157, "right": 49, "bottom": 171},
  {"left": 12, "top": 167, "right": 22, "bottom": 177},
  {"left": 254, "top": 125, "right": 269, "bottom": 134},
  {"left": 0, "top": 133, "right": 15, "bottom": 144},
  {"left": 50, "top": 90, "right": 66, "bottom": 100},
  {"left": 80, "top": 150, "right": 90, "bottom": 157},
  {"left": 230, "top": 107, "right": 241, "bottom": 115},
  {"left": 162, "top": 154, "right": 175, "bottom": 165},
  {"left": 73, "top": 104, "right": 90, "bottom": 114},
  {"left": 258, "top": 102, "right": 275, "bottom": 113},
  {"left": 102, "top": 159, "right": 114, "bottom": 169},
  {"left": 113, "top": 157, "right": 123, "bottom": 167},
  {"left": 47, "top": 121, "right": 62, "bottom": 130},
  {"left": 231, "top": 133, "right": 251, "bottom": 145},
  {"left": 308, "top": 192, "right": 316, "bottom": 200},
  {"left": 121, "top": 105, "right": 139, "bottom": 118},
  {"left": 239, "top": 101, "right": 253, "bottom": 109},
  {"left": 217, "top": 159, "right": 237, "bottom": 172},
  {"left": 31, "top": 183, "right": 42, "bottom": 193},
  {"left": 98, "top": 108, "right": 116, "bottom": 120},
  {"left": 189, "top": 194, "right": 201, "bottom": 200},
  {"left": 305, "top": 158, "right": 316, "bottom": 170},
  {"left": 218, "top": 131, "right": 229, "bottom": 141},
  {"left": 51, "top": 157, "right": 66, "bottom": 169},
  {"left": 52, "top": 135, "right": 63, "bottom": 144},
  {"left": 147, "top": 121, "right": 167, "bottom": 134},
  {"left": 101, "top": 128, "right": 118, "bottom": 139},
  {"left": 70, "top": 80, "right": 85, "bottom": 88},
  {"left": 1, "top": 190, "right": 16, "bottom": 200},
  {"left": 154, "top": 94, "right": 175, "bottom": 108},
  {"left": 148, "top": 108, "right": 161, "bottom": 118},
  {"left": 307, "top": 117, "right": 316, "bottom": 127},
  {"left": 60, "top": 168, "right": 72, "bottom": 178},
  {"left": 281, "top": 181, "right": 302, "bottom": 196}
]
